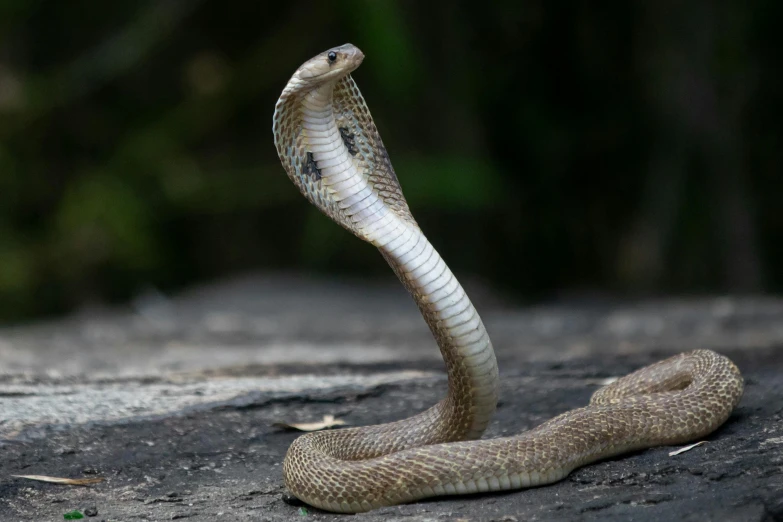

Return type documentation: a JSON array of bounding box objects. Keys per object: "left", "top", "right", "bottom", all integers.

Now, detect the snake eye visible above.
[{"left": 327, "top": 51, "right": 337, "bottom": 63}]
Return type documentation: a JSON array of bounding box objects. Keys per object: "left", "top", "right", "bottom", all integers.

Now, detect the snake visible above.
[{"left": 272, "top": 43, "right": 744, "bottom": 514}]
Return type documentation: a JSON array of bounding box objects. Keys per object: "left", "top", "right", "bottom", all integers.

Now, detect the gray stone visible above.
[{"left": 1, "top": 275, "right": 781, "bottom": 521}]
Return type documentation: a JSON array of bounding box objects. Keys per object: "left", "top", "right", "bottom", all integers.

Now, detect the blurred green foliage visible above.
[{"left": 0, "top": 0, "right": 781, "bottom": 322}]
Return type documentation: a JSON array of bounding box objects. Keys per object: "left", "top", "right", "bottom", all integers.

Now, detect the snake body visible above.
[{"left": 272, "top": 44, "right": 744, "bottom": 514}]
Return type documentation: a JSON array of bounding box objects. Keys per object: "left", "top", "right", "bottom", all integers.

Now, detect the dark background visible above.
[{"left": 1, "top": 0, "right": 781, "bottom": 323}]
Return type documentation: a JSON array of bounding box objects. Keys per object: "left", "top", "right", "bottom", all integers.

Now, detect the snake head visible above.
[{"left": 282, "top": 44, "right": 365, "bottom": 96}]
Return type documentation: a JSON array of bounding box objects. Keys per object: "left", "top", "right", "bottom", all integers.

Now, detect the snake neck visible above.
[
  {"left": 298, "top": 80, "right": 499, "bottom": 442},
  {"left": 380, "top": 234, "right": 499, "bottom": 441}
]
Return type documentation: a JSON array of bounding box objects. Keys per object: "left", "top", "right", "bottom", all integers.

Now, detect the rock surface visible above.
[{"left": 1, "top": 275, "right": 782, "bottom": 521}]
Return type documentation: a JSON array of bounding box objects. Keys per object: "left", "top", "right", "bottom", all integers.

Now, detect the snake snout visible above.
[{"left": 344, "top": 44, "right": 365, "bottom": 66}]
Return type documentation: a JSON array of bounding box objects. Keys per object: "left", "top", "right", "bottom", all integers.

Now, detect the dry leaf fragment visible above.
[
  {"left": 273, "top": 414, "right": 346, "bottom": 432},
  {"left": 11, "top": 474, "right": 104, "bottom": 486},
  {"left": 668, "top": 441, "right": 707, "bottom": 456}
]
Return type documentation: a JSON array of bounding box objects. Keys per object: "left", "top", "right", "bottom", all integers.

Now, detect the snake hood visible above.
[{"left": 273, "top": 43, "right": 418, "bottom": 240}]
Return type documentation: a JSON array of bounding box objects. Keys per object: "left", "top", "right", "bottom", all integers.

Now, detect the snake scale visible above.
[{"left": 272, "top": 44, "right": 744, "bottom": 514}]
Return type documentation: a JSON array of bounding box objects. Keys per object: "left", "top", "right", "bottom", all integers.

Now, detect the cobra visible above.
[{"left": 272, "top": 43, "right": 744, "bottom": 514}]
